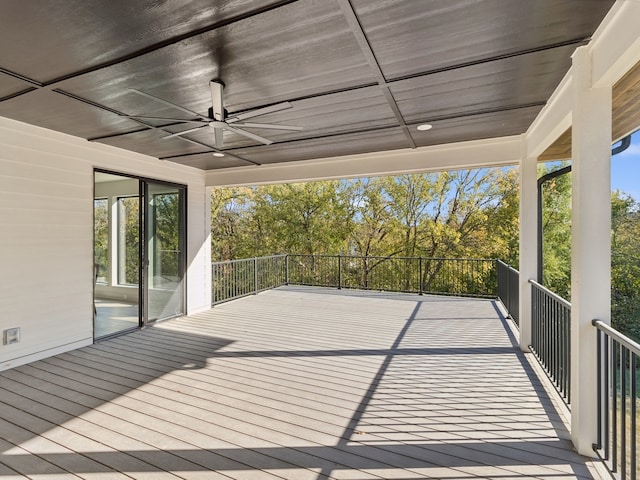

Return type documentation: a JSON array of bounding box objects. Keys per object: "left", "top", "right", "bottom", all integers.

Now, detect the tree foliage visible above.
[
  {"left": 535, "top": 165, "right": 640, "bottom": 341},
  {"left": 118, "top": 196, "right": 140, "bottom": 285},
  {"left": 211, "top": 169, "right": 520, "bottom": 262},
  {"left": 94, "top": 199, "right": 109, "bottom": 282},
  {"left": 611, "top": 190, "right": 640, "bottom": 340},
  {"left": 539, "top": 163, "right": 572, "bottom": 298},
  {"left": 152, "top": 192, "right": 181, "bottom": 279}
]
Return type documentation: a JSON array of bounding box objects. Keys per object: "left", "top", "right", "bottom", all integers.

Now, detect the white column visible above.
[
  {"left": 203, "top": 186, "right": 213, "bottom": 309},
  {"left": 518, "top": 147, "right": 537, "bottom": 352},
  {"left": 186, "top": 183, "right": 213, "bottom": 314},
  {"left": 570, "top": 46, "right": 612, "bottom": 456}
]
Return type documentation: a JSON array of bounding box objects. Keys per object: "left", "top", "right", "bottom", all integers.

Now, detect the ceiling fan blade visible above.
[
  {"left": 232, "top": 122, "right": 303, "bottom": 131},
  {"left": 124, "top": 114, "right": 207, "bottom": 123},
  {"left": 162, "top": 125, "right": 209, "bottom": 139},
  {"left": 214, "top": 127, "right": 224, "bottom": 149},
  {"left": 210, "top": 81, "right": 225, "bottom": 121},
  {"left": 227, "top": 102, "right": 293, "bottom": 122},
  {"left": 129, "top": 88, "right": 210, "bottom": 120},
  {"left": 226, "top": 125, "right": 274, "bottom": 145}
]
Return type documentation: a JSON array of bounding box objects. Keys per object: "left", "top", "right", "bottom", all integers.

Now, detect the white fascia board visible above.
[
  {"left": 591, "top": 0, "right": 640, "bottom": 89},
  {"left": 525, "top": 71, "right": 573, "bottom": 159},
  {"left": 205, "top": 135, "right": 523, "bottom": 187}
]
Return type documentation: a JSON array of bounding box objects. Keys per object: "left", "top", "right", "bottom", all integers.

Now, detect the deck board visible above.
[{"left": 0, "top": 286, "right": 601, "bottom": 479}]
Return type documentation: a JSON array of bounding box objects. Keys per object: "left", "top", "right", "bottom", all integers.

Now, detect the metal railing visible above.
[
  {"left": 497, "top": 260, "right": 519, "bottom": 325},
  {"left": 213, "top": 254, "right": 497, "bottom": 304},
  {"left": 529, "top": 279, "right": 571, "bottom": 405},
  {"left": 212, "top": 255, "right": 287, "bottom": 304},
  {"left": 593, "top": 319, "right": 639, "bottom": 480},
  {"left": 286, "top": 254, "right": 497, "bottom": 297}
]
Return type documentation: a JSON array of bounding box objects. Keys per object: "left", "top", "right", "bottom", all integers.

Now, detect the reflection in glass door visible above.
[
  {"left": 144, "top": 182, "right": 185, "bottom": 323},
  {"left": 93, "top": 172, "right": 141, "bottom": 339}
]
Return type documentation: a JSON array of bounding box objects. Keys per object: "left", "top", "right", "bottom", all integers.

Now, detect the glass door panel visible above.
[
  {"left": 94, "top": 172, "right": 141, "bottom": 339},
  {"left": 145, "top": 182, "right": 185, "bottom": 323}
]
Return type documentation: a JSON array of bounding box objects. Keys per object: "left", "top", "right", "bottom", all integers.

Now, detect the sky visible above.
[{"left": 611, "top": 130, "right": 640, "bottom": 199}]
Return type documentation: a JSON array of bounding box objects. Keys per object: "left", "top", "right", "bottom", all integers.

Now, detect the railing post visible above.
[
  {"left": 419, "top": 257, "right": 423, "bottom": 295},
  {"left": 211, "top": 263, "right": 216, "bottom": 306},
  {"left": 254, "top": 257, "right": 258, "bottom": 294},
  {"left": 338, "top": 254, "right": 342, "bottom": 290},
  {"left": 504, "top": 262, "right": 508, "bottom": 306},
  {"left": 285, "top": 255, "right": 290, "bottom": 285}
]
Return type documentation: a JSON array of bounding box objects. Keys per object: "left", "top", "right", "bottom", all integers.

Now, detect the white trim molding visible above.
[{"left": 206, "top": 135, "right": 524, "bottom": 187}]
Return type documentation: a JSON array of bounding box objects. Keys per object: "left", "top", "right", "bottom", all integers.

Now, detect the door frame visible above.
[
  {"left": 142, "top": 179, "right": 187, "bottom": 326},
  {"left": 93, "top": 168, "right": 187, "bottom": 338}
]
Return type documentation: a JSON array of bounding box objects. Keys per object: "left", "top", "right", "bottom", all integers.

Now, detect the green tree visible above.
[
  {"left": 484, "top": 168, "right": 520, "bottom": 265},
  {"left": 94, "top": 199, "right": 109, "bottom": 282},
  {"left": 381, "top": 174, "right": 436, "bottom": 258},
  {"left": 419, "top": 170, "right": 507, "bottom": 259},
  {"left": 248, "top": 181, "right": 353, "bottom": 255},
  {"left": 211, "top": 186, "right": 253, "bottom": 260},
  {"left": 119, "top": 196, "right": 140, "bottom": 285},
  {"left": 611, "top": 190, "right": 640, "bottom": 341},
  {"left": 210, "top": 169, "right": 522, "bottom": 265},
  {"left": 539, "top": 163, "right": 572, "bottom": 298},
  {"left": 348, "top": 178, "right": 394, "bottom": 258},
  {"left": 152, "top": 192, "right": 181, "bottom": 278}
]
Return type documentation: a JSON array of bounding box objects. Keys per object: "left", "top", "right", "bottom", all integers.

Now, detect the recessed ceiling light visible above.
[
  {"left": 212, "top": 152, "right": 225, "bottom": 157},
  {"left": 417, "top": 124, "right": 433, "bottom": 131}
]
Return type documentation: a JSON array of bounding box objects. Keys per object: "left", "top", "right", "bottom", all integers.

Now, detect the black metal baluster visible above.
[
  {"left": 630, "top": 352, "right": 636, "bottom": 480},
  {"left": 621, "top": 345, "right": 627, "bottom": 479},
  {"left": 604, "top": 334, "right": 610, "bottom": 462},
  {"left": 613, "top": 340, "right": 619, "bottom": 473}
]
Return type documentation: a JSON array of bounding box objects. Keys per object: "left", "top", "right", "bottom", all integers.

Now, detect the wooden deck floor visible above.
[{"left": 0, "top": 287, "right": 600, "bottom": 479}]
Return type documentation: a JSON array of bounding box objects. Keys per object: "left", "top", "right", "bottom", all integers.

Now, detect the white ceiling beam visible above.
[
  {"left": 205, "top": 135, "right": 523, "bottom": 187},
  {"left": 525, "top": 72, "right": 573, "bottom": 158}
]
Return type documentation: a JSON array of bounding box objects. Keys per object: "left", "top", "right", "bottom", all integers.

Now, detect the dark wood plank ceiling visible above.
[{"left": 0, "top": 0, "right": 615, "bottom": 171}]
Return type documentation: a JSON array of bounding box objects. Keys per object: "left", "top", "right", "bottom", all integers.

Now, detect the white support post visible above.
[
  {"left": 570, "top": 46, "right": 612, "bottom": 457},
  {"left": 204, "top": 187, "right": 213, "bottom": 308},
  {"left": 186, "top": 183, "right": 213, "bottom": 314},
  {"left": 519, "top": 144, "right": 537, "bottom": 352}
]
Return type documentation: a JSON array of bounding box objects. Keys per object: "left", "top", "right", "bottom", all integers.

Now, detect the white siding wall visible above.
[{"left": 0, "top": 116, "right": 210, "bottom": 371}]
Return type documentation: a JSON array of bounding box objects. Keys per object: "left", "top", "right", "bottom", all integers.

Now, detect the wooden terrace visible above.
[{"left": 0, "top": 287, "right": 603, "bottom": 479}]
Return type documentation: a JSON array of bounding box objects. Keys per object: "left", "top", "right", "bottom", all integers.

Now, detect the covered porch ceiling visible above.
[{"left": 0, "top": 0, "right": 623, "bottom": 176}]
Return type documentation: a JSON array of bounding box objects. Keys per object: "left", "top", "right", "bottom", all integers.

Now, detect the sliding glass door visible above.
[
  {"left": 94, "top": 171, "right": 186, "bottom": 339},
  {"left": 144, "top": 182, "right": 185, "bottom": 323},
  {"left": 94, "top": 172, "right": 142, "bottom": 338}
]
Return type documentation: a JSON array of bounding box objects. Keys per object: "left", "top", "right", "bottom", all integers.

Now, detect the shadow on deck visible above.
[{"left": 0, "top": 286, "right": 598, "bottom": 479}]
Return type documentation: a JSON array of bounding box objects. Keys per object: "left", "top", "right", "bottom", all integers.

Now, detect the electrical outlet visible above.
[{"left": 3, "top": 328, "right": 20, "bottom": 345}]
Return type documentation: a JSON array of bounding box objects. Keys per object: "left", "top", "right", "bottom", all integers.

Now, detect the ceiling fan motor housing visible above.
[{"left": 208, "top": 106, "right": 229, "bottom": 120}]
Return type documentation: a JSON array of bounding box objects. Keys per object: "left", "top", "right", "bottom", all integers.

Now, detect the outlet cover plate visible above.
[{"left": 3, "top": 328, "right": 20, "bottom": 345}]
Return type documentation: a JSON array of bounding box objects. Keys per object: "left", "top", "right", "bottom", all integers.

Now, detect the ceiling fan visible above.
[{"left": 125, "top": 80, "right": 303, "bottom": 149}]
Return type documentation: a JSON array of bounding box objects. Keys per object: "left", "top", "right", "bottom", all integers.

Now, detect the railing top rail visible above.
[
  {"left": 592, "top": 319, "right": 640, "bottom": 355},
  {"left": 286, "top": 254, "right": 495, "bottom": 262},
  {"left": 528, "top": 279, "right": 572, "bottom": 309},
  {"left": 496, "top": 259, "right": 519, "bottom": 274},
  {"left": 212, "top": 254, "right": 288, "bottom": 266}
]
